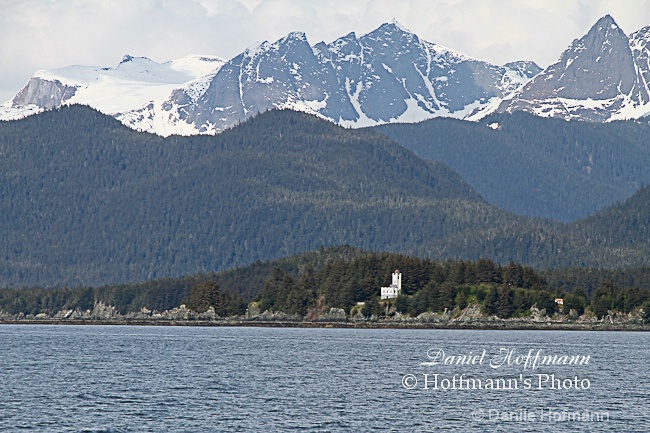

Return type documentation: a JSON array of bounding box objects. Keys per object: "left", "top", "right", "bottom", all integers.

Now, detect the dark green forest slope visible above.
[
  {"left": 1, "top": 107, "right": 649, "bottom": 288},
  {"left": 569, "top": 182, "right": 650, "bottom": 265},
  {"left": 0, "top": 106, "right": 534, "bottom": 287},
  {"left": 375, "top": 113, "right": 650, "bottom": 222}
]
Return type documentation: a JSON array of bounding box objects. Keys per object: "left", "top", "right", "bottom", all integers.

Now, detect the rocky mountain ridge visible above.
[
  {"left": 471, "top": 15, "right": 650, "bottom": 121},
  {"left": 2, "top": 16, "right": 649, "bottom": 132},
  {"left": 2, "top": 21, "right": 538, "bottom": 135}
]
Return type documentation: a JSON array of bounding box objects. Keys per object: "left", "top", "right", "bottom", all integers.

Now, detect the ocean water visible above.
[{"left": 0, "top": 325, "right": 648, "bottom": 432}]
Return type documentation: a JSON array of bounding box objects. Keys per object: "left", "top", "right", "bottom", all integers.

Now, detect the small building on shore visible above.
[{"left": 381, "top": 269, "right": 402, "bottom": 299}]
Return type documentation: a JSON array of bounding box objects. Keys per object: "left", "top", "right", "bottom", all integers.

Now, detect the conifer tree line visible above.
[
  {"left": 0, "top": 275, "right": 247, "bottom": 317},
  {"left": 0, "top": 250, "right": 649, "bottom": 320},
  {"left": 256, "top": 253, "right": 650, "bottom": 320}
]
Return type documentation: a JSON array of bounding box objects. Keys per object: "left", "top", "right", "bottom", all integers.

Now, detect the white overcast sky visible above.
[{"left": 1, "top": 0, "right": 649, "bottom": 103}]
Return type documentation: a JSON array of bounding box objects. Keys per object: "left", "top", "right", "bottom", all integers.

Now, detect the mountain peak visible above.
[
  {"left": 390, "top": 19, "right": 410, "bottom": 32},
  {"left": 482, "top": 13, "right": 643, "bottom": 122},
  {"left": 595, "top": 14, "right": 617, "bottom": 28},
  {"left": 282, "top": 31, "right": 308, "bottom": 43},
  {"left": 375, "top": 20, "right": 412, "bottom": 35},
  {"left": 363, "top": 20, "right": 418, "bottom": 46},
  {"left": 588, "top": 14, "right": 626, "bottom": 39}
]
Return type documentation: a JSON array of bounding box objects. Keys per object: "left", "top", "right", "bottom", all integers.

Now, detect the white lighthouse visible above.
[{"left": 380, "top": 269, "right": 402, "bottom": 299}]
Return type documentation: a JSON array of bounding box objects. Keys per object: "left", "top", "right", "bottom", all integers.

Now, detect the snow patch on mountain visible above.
[
  {"left": 0, "top": 102, "right": 44, "bottom": 120},
  {"left": 1, "top": 55, "right": 225, "bottom": 128}
]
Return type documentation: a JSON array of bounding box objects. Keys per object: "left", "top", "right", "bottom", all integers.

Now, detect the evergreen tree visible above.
[
  {"left": 534, "top": 291, "right": 557, "bottom": 315},
  {"left": 394, "top": 295, "right": 410, "bottom": 314},
  {"left": 563, "top": 292, "right": 586, "bottom": 316},
  {"left": 591, "top": 280, "right": 616, "bottom": 318},
  {"left": 362, "top": 296, "right": 381, "bottom": 318},
  {"left": 503, "top": 262, "right": 524, "bottom": 288},
  {"left": 439, "top": 282, "right": 457, "bottom": 310},
  {"left": 482, "top": 288, "right": 499, "bottom": 316},
  {"left": 497, "top": 286, "right": 515, "bottom": 318},
  {"left": 185, "top": 281, "right": 223, "bottom": 313}
]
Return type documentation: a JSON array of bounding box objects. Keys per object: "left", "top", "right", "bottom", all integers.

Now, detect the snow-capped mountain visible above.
[
  {"left": 149, "top": 22, "right": 539, "bottom": 135},
  {"left": 4, "top": 16, "right": 649, "bottom": 135},
  {"left": 471, "top": 15, "right": 650, "bottom": 121},
  {"left": 1, "top": 22, "right": 538, "bottom": 136},
  {"left": 1, "top": 54, "right": 225, "bottom": 124}
]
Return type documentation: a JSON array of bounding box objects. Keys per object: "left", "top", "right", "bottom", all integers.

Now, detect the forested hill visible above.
[
  {"left": 1, "top": 106, "right": 649, "bottom": 289},
  {"left": 0, "top": 106, "right": 500, "bottom": 288},
  {"left": 374, "top": 113, "right": 650, "bottom": 222},
  {"left": 570, "top": 182, "right": 650, "bottom": 264}
]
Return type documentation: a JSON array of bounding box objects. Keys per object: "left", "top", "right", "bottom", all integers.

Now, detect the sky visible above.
[{"left": 1, "top": 0, "right": 649, "bottom": 103}]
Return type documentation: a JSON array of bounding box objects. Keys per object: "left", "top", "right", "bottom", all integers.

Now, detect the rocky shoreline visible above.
[
  {"left": 0, "top": 302, "right": 647, "bottom": 331},
  {"left": 1, "top": 319, "right": 647, "bottom": 331}
]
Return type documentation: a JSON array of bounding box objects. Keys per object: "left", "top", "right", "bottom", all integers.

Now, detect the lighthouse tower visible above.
[
  {"left": 381, "top": 269, "right": 402, "bottom": 299},
  {"left": 391, "top": 269, "right": 401, "bottom": 290}
]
